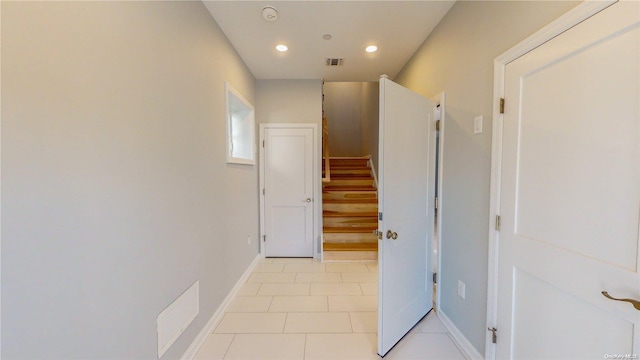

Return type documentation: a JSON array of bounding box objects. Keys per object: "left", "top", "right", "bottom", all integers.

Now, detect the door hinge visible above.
[
  {"left": 378, "top": 212, "right": 383, "bottom": 221},
  {"left": 263, "top": 235, "right": 266, "bottom": 242},
  {"left": 495, "top": 215, "right": 501, "bottom": 231},
  {"left": 499, "top": 98, "right": 505, "bottom": 114},
  {"left": 488, "top": 327, "right": 497, "bottom": 343},
  {"left": 433, "top": 272, "right": 437, "bottom": 284},
  {"left": 262, "top": 188, "right": 265, "bottom": 195},
  {"left": 262, "top": 140, "right": 265, "bottom": 147},
  {"left": 434, "top": 197, "right": 439, "bottom": 210}
]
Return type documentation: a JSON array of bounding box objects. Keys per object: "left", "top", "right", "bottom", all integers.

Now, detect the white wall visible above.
[
  {"left": 256, "top": 80, "right": 323, "bottom": 125},
  {"left": 1, "top": 2, "right": 258, "bottom": 358},
  {"left": 255, "top": 80, "right": 323, "bottom": 253},
  {"left": 394, "top": 0, "right": 579, "bottom": 355},
  {"left": 360, "top": 82, "right": 380, "bottom": 172}
]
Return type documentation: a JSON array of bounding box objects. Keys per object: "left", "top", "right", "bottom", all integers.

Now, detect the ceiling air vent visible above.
[{"left": 326, "top": 58, "right": 344, "bottom": 66}]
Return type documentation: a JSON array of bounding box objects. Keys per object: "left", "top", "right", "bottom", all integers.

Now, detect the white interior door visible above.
[
  {"left": 378, "top": 77, "right": 435, "bottom": 356},
  {"left": 496, "top": 2, "right": 640, "bottom": 357},
  {"left": 263, "top": 126, "right": 315, "bottom": 257}
]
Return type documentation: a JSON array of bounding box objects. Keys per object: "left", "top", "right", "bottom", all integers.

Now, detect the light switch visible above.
[
  {"left": 474, "top": 115, "right": 483, "bottom": 134},
  {"left": 458, "top": 280, "right": 466, "bottom": 299}
]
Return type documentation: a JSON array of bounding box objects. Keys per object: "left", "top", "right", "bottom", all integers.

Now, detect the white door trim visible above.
[
  {"left": 485, "top": 1, "right": 617, "bottom": 358},
  {"left": 258, "top": 123, "right": 320, "bottom": 259},
  {"left": 431, "top": 92, "right": 445, "bottom": 315}
]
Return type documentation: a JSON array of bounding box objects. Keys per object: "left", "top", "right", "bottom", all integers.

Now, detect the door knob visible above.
[
  {"left": 386, "top": 230, "right": 398, "bottom": 240},
  {"left": 602, "top": 291, "right": 640, "bottom": 311},
  {"left": 304, "top": 198, "right": 312, "bottom": 203}
]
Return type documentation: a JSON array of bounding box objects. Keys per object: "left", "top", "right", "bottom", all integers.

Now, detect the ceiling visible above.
[{"left": 202, "top": 1, "right": 455, "bottom": 82}]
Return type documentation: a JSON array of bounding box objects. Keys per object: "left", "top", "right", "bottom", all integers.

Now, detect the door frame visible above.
[
  {"left": 258, "top": 123, "right": 320, "bottom": 259},
  {"left": 485, "top": 1, "right": 617, "bottom": 358},
  {"left": 430, "top": 92, "right": 445, "bottom": 315}
]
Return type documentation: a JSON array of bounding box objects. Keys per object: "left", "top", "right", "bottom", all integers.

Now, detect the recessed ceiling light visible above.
[
  {"left": 365, "top": 45, "right": 378, "bottom": 53},
  {"left": 323, "top": 34, "right": 332, "bottom": 40},
  {"left": 276, "top": 44, "right": 288, "bottom": 52}
]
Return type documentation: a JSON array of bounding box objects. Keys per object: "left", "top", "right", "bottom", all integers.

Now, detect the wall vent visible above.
[
  {"left": 326, "top": 58, "right": 344, "bottom": 66},
  {"left": 157, "top": 281, "right": 199, "bottom": 357}
]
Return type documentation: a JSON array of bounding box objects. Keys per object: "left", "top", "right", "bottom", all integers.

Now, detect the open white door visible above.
[
  {"left": 494, "top": 2, "right": 640, "bottom": 357},
  {"left": 262, "top": 125, "right": 316, "bottom": 257},
  {"left": 378, "top": 76, "right": 435, "bottom": 356}
]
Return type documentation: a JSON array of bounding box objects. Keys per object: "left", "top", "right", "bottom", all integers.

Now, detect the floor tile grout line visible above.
[
  {"left": 302, "top": 333, "right": 307, "bottom": 360},
  {"left": 282, "top": 312, "right": 289, "bottom": 334},
  {"left": 325, "top": 295, "right": 329, "bottom": 312},
  {"left": 221, "top": 334, "right": 235, "bottom": 360},
  {"left": 446, "top": 332, "right": 471, "bottom": 360},
  {"left": 267, "top": 294, "right": 274, "bottom": 312}
]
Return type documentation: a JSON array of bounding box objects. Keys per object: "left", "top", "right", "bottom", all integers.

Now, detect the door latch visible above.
[{"left": 488, "top": 327, "right": 497, "bottom": 344}]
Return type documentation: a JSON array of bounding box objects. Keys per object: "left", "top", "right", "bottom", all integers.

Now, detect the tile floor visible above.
[{"left": 194, "top": 258, "right": 468, "bottom": 360}]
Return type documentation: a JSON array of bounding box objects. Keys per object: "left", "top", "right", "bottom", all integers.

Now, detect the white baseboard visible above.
[
  {"left": 438, "top": 310, "right": 484, "bottom": 360},
  {"left": 181, "top": 254, "right": 261, "bottom": 360}
]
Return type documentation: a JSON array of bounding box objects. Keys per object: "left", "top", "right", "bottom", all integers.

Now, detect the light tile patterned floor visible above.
[{"left": 195, "top": 258, "right": 467, "bottom": 360}]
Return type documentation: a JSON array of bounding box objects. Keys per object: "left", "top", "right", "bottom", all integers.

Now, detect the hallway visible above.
[{"left": 194, "top": 258, "right": 467, "bottom": 359}]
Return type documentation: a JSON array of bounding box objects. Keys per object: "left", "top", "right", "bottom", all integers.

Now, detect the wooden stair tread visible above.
[
  {"left": 329, "top": 174, "right": 373, "bottom": 179},
  {"left": 330, "top": 158, "right": 369, "bottom": 161},
  {"left": 323, "top": 211, "right": 378, "bottom": 217},
  {"left": 323, "top": 242, "right": 378, "bottom": 251},
  {"left": 330, "top": 163, "right": 369, "bottom": 168},
  {"left": 323, "top": 226, "right": 377, "bottom": 233},
  {"left": 330, "top": 156, "right": 370, "bottom": 158},
  {"left": 329, "top": 168, "right": 370, "bottom": 172},
  {"left": 329, "top": 165, "right": 370, "bottom": 169},
  {"left": 326, "top": 181, "right": 374, "bottom": 186},
  {"left": 323, "top": 193, "right": 376, "bottom": 197},
  {"left": 322, "top": 155, "right": 377, "bottom": 260},
  {"left": 323, "top": 198, "right": 377, "bottom": 203},
  {"left": 323, "top": 186, "right": 377, "bottom": 191},
  {"left": 330, "top": 158, "right": 370, "bottom": 162}
]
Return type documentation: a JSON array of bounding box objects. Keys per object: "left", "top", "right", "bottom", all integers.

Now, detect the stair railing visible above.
[{"left": 322, "top": 117, "right": 331, "bottom": 183}]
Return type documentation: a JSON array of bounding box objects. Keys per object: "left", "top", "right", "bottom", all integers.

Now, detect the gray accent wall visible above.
[
  {"left": 394, "top": 1, "right": 579, "bottom": 355},
  {"left": 2, "top": 1, "right": 258, "bottom": 358},
  {"left": 323, "top": 82, "right": 379, "bottom": 171},
  {"left": 324, "top": 82, "right": 364, "bottom": 157}
]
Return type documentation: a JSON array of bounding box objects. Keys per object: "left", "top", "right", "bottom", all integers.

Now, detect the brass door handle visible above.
[
  {"left": 303, "top": 198, "right": 312, "bottom": 203},
  {"left": 386, "top": 230, "right": 398, "bottom": 240},
  {"left": 602, "top": 291, "right": 640, "bottom": 311}
]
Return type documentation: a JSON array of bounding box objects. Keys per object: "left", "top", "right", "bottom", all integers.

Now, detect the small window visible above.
[{"left": 225, "top": 83, "right": 255, "bottom": 165}]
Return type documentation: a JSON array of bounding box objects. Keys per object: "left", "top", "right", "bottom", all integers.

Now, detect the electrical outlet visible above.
[{"left": 458, "top": 280, "right": 466, "bottom": 299}]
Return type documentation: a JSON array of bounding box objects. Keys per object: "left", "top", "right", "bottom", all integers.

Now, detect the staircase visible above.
[{"left": 322, "top": 157, "right": 378, "bottom": 261}]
